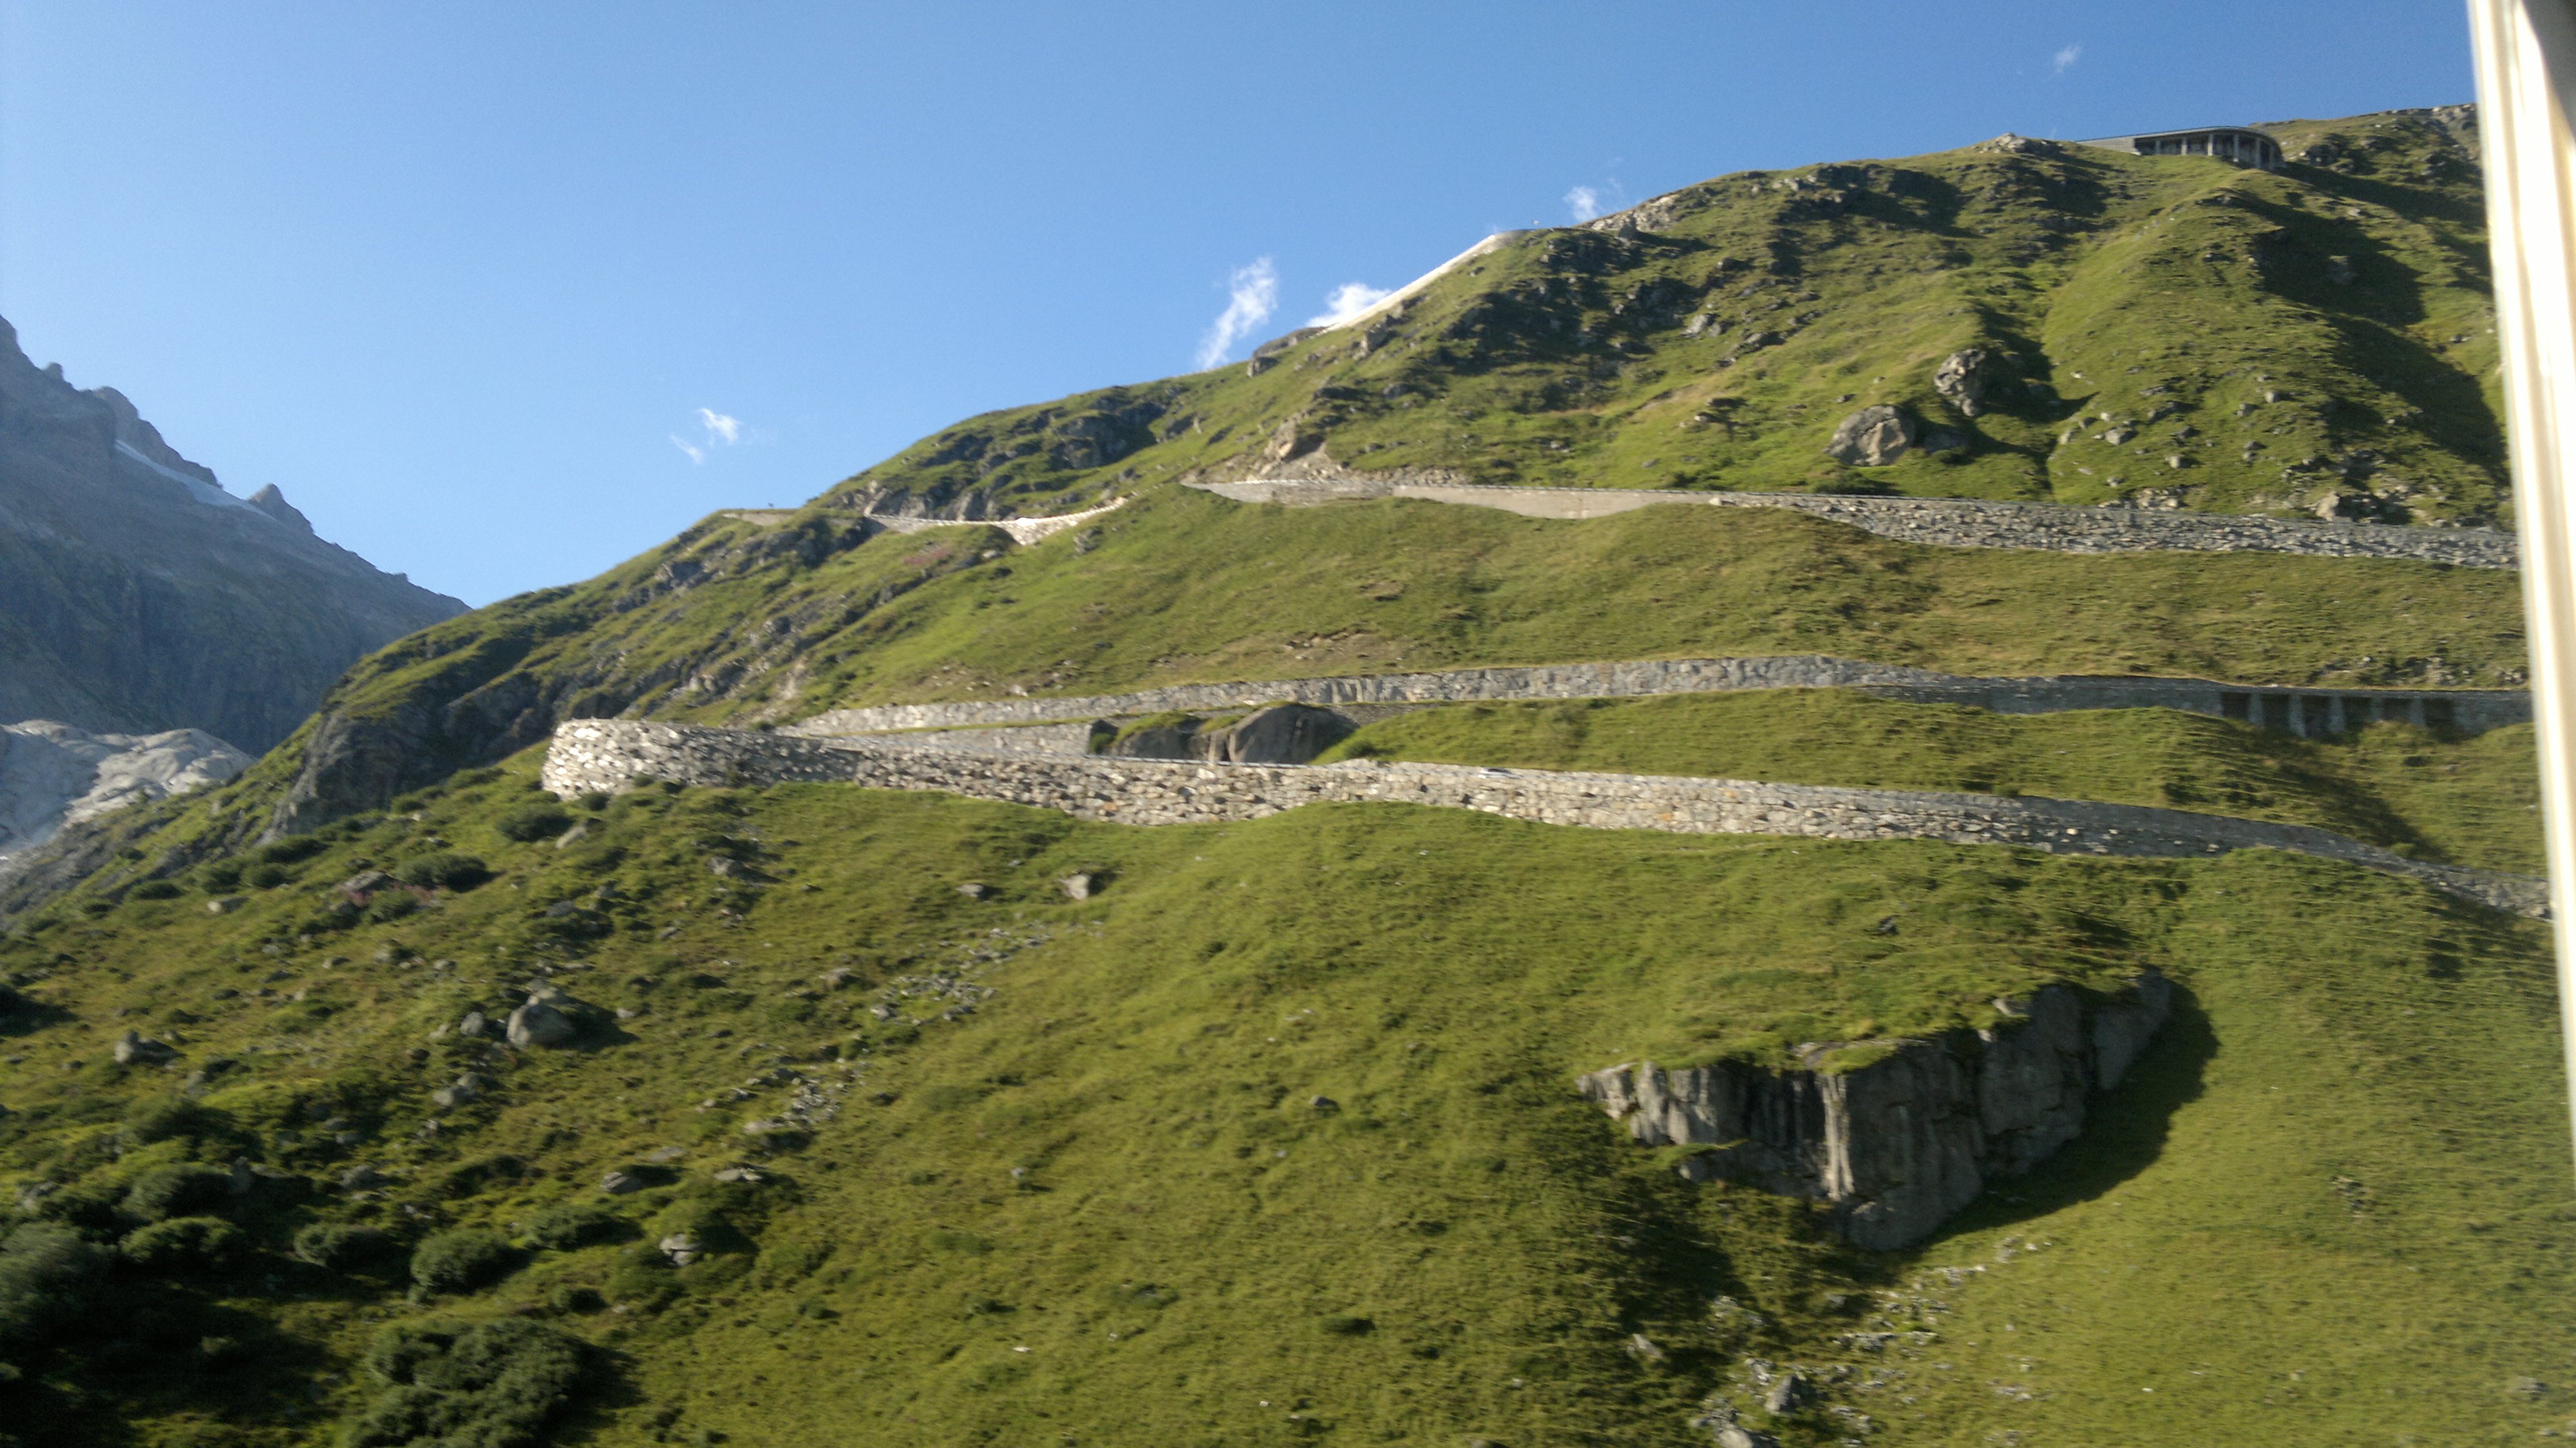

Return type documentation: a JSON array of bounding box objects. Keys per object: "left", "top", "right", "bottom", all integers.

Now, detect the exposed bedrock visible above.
[{"left": 1577, "top": 972, "right": 2174, "bottom": 1250}]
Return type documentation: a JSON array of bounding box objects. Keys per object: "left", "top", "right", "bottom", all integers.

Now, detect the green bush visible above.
[
  {"left": 348, "top": 1319, "right": 591, "bottom": 1448},
  {"left": 293, "top": 1222, "right": 395, "bottom": 1271},
  {"left": 0, "top": 1223, "right": 111, "bottom": 1349},
  {"left": 245, "top": 862, "right": 292, "bottom": 890},
  {"left": 196, "top": 861, "right": 243, "bottom": 893},
  {"left": 524, "top": 1201, "right": 627, "bottom": 1251},
  {"left": 495, "top": 805, "right": 574, "bottom": 843},
  {"left": 120, "top": 1216, "right": 243, "bottom": 1273},
  {"left": 128, "top": 880, "right": 182, "bottom": 901},
  {"left": 410, "top": 1228, "right": 519, "bottom": 1293},
  {"left": 548, "top": 1284, "right": 605, "bottom": 1315},
  {"left": 396, "top": 853, "right": 492, "bottom": 893},
  {"left": 122, "top": 1098, "right": 218, "bottom": 1147},
  {"left": 121, "top": 1163, "right": 232, "bottom": 1223},
  {"left": 260, "top": 836, "right": 326, "bottom": 864},
  {"left": 368, "top": 893, "right": 421, "bottom": 923}
]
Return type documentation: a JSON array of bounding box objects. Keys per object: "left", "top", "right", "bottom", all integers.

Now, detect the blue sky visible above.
[{"left": 0, "top": 1, "right": 2475, "bottom": 605}]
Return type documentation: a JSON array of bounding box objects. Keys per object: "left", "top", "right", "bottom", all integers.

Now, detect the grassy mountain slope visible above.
[
  {"left": 0, "top": 107, "right": 2562, "bottom": 1448},
  {"left": 0, "top": 763, "right": 2564, "bottom": 1447},
  {"left": 827, "top": 108, "right": 2500, "bottom": 526},
  {"left": 51, "top": 486, "right": 2514, "bottom": 884},
  {"left": 1315, "top": 691, "right": 2544, "bottom": 873}
]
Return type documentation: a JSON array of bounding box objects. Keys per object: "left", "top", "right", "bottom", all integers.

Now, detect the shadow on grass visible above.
[{"left": 1931, "top": 983, "right": 2217, "bottom": 1244}]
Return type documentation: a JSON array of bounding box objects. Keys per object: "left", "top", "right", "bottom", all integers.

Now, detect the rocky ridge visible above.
[{"left": 0, "top": 316, "right": 464, "bottom": 752}]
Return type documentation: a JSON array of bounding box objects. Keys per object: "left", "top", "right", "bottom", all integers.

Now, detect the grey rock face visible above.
[
  {"left": 1932, "top": 348, "right": 2002, "bottom": 417},
  {"left": 0, "top": 315, "right": 464, "bottom": 755},
  {"left": 1577, "top": 973, "right": 2172, "bottom": 1250},
  {"left": 0, "top": 721, "right": 249, "bottom": 868},
  {"left": 1824, "top": 405, "right": 1918, "bottom": 466}
]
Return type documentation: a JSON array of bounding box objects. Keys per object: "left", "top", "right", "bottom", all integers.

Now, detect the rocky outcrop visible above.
[
  {"left": 1932, "top": 348, "right": 2003, "bottom": 417},
  {"left": 1577, "top": 973, "right": 2172, "bottom": 1249},
  {"left": 1824, "top": 405, "right": 1918, "bottom": 466},
  {"left": 0, "top": 315, "right": 464, "bottom": 752},
  {"left": 0, "top": 721, "right": 249, "bottom": 867},
  {"left": 1098, "top": 703, "right": 1356, "bottom": 765}
]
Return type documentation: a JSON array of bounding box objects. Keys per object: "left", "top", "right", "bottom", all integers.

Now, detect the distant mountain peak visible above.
[{"left": 245, "top": 483, "right": 314, "bottom": 533}]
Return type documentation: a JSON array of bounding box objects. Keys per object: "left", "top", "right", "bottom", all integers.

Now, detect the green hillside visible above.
[
  {"left": 831, "top": 108, "right": 2499, "bottom": 526},
  {"left": 1, "top": 107, "right": 2565, "bottom": 1448},
  {"left": 0, "top": 763, "right": 2566, "bottom": 1447}
]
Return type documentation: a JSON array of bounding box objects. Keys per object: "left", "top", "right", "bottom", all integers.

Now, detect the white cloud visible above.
[
  {"left": 2051, "top": 43, "right": 2081, "bottom": 74},
  {"left": 1196, "top": 256, "right": 1279, "bottom": 369},
  {"left": 1565, "top": 185, "right": 1603, "bottom": 222},
  {"left": 671, "top": 407, "right": 746, "bottom": 463},
  {"left": 1308, "top": 281, "right": 1396, "bottom": 328}
]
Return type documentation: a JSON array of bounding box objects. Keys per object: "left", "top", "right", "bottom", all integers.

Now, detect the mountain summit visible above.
[{"left": 0, "top": 316, "right": 465, "bottom": 754}]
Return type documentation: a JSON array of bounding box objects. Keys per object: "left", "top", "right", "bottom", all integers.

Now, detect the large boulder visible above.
[
  {"left": 1823, "top": 405, "right": 1917, "bottom": 466},
  {"left": 506, "top": 991, "right": 583, "bottom": 1050},
  {"left": 1217, "top": 704, "right": 1355, "bottom": 764},
  {"left": 1931, "top": 348, "right": 2003, "bottom": 417}
]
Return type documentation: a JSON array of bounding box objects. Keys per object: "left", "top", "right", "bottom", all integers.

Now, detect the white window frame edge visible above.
[{"left": 2470, "top": 0, "right": 2576, "bottom": 1162}]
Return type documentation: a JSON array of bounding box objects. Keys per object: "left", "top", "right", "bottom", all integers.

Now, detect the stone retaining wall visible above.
[
  {"left": 786, "top": 654, "right": 2529, "bottom": 739},
  {"left": 1190, "top": 479, "right": 2521, "bottom": 569},
  {"left": 545, "top": 719, "right": 2544, "bottom": 917}
]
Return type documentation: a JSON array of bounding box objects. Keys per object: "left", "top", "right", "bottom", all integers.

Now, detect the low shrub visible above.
[
  {"left": 120, "top": 1216, "right": 244, "bottom": 1273},
  {"left": 410, "top": 1228, "right": 519, "bottom": 1293},
  {"left": 293, "top": 1221, "right": 395, "bottom": 1271},
  {"left": 122, "top": 1098, "right": 219, "bottom": 1147},
  {"left": 0, "top": 1223, "right": 112, "bottom": 1349},
  {"left": 368, "top": 893, "right": 421, "bottom": 923},
  {"left": 121, "top": 1163, "right": 232, "bottom": 1223},
  {"left": 348, "top": 1319, "right": 592, "bottom": 1448},
  {"left": 397, "top": 853, "right": 492, "bottom": 893},
  {"left": 128, "top": 880, "right": 182, "bottom": 901},
  {"left": 548, "top": 1284, "right": 605, "bottom": 1315},
  {"left": 260, "top": 836, "right": 326, "bottom": 864},
  {"left": 524, "top": 1201, "right": 627, "bottom": 1252},
  {"left": 196, "top": 861, "right": 243, "bottom": 893},
  {"left": 496, "top": 805, "right": 574, "bottom": 843},
  {"left": 245, "top": 862, "right": 293, "bottom": 890}
]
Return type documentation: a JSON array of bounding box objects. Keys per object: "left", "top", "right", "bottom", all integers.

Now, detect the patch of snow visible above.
[
  {"left": 0, "top": 721, "right": 251, "bottom": 862},
  {"left": 115, "top": 440, "right": 267, "bottom": 516},
  {"left": 1316, "top": 231, "right": 1535, "bottom": 334}
]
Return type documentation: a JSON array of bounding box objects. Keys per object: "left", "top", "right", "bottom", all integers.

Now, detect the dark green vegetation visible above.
[
  {"left": 834, "top": 110, "right": 2497, "bottom": 523},
  {"left": 1318, "top": 690, "right": 2546, "bottom": 872},
  {"left": 0, "top": 108, "right": 2563, "bottom": 1447},
  {"left": 0, "top": 766, "right": 2566, "bottom": 1445}
]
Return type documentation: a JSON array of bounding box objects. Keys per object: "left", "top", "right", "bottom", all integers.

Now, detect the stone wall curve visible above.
[
  {"left": 1188, "top": 479, "right": 2521, "bottom": 569},
  {"left": 544, "top": 719, "right": 2544, "bottom": 917}
]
